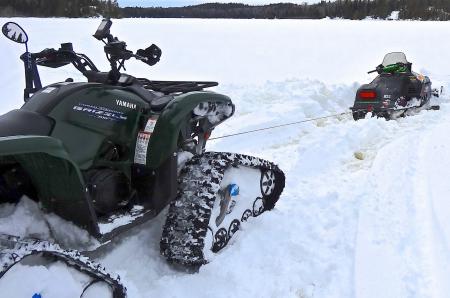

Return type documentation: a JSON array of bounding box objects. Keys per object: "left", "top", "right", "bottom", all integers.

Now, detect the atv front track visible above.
[
  {"left": 0, "top": 234, "right": 127, "bottom": 297},
  {"left": 160, "top": 152, "right": 285, "bottom": 266}
]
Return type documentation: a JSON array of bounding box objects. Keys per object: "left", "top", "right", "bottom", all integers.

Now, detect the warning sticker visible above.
[
  {"left": 134, "top": 132, "right": 151, "bottom": 165},
  {"left": 41, "top": 87, "right": 57, "bottom": 94},
  {"left": 144, "top": 118, "right": 158, "bottom": 133}
]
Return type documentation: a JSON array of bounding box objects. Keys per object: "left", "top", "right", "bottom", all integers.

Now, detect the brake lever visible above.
[
  {"left": 35, "top": 48, "right": 73, "bottom": 68},
  {"left": 31, "top": 48, "right": 57, "bottom": 59}
]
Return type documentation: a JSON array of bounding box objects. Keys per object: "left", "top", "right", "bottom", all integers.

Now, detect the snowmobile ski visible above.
[{"left": 160, "top": 152, "right": 285, "bottom": 266}]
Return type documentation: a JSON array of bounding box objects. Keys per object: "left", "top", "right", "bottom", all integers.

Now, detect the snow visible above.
[
  {"left": 388, "top": 11, "right": 400, "bottom": 20},
  {"left": 0, "top": 17, "right": 450, "bottom": 298},
  {"left": 0, "top": 261, "right": 110, "bottom": 298},
  {"left": 355, "top": 119, "right": 450, "bottom": 298}
]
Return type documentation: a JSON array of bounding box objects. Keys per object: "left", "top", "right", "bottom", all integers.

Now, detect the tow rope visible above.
[
  {"left": 209, "top": 102, "right": 440, "bottom": 141},
  {"left": 209, "top": 110, "right": 353, "bottom": 140}
]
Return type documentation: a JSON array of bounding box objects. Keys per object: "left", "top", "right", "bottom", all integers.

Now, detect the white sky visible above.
[{"left": 118, "top": 0, "right": 322, "bottom": 7}]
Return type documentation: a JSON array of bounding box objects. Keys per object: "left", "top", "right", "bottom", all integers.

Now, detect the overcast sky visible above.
[{"left": 118, "top": 0, "right": 322, "bottom": 7}]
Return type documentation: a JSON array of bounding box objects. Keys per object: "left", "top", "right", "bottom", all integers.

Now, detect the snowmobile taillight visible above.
[
  {"left": 367, "top": 105, "right": 373, "bottom": 112},
  {"left": 359, "top": 90, "right": 377, "bottom": 100},
  {"left": 204, "top": 131, "right": 211, "bottom": 140}
]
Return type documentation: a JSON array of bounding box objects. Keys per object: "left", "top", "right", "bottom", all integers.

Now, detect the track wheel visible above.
[
  {"left": 260, "top": 170, "right": 276, "bottom": 197},
  {"left": 212, "top": 228, "right": 228, "bottom": 253},
  {"left": 228, "top": 219, "right": 240, "bottom": 238},
  {"left": 241, "top": 209, "right": 252, "bottom": 222}
]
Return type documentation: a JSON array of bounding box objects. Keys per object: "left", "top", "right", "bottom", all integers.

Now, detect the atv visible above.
[
  {"left": 351, "top": 52, "right": 440, "bottom": 121},
  {"left": 0, "top": 20, "right": 285, "bottom": 297}
]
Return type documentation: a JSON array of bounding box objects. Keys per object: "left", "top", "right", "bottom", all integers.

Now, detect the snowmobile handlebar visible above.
[
  {"left": 368, "top": 62, "right": 408, "bottom": 74},
  {"left": 368, "top": 64, "right": 385, "bottom": 74}
]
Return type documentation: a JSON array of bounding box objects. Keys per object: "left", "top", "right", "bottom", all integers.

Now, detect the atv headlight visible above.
[{"left": 193, "top": 102, "right": 212, "bottom": 116}]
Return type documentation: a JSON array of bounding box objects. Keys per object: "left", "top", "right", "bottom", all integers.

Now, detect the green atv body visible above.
[
  {"left": 0, "top": 19, "right": 286, "bottom": 296},
  {"left": 0, "top": 81, "right": 233, "bottom": 240}
]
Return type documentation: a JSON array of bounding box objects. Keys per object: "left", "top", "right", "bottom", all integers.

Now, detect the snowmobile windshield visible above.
[{"left": 382, "top": 52, "right": 408, "bottom": 66}]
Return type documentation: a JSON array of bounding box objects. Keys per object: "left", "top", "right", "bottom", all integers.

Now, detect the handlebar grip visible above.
[
  {"left": 368, "top": 69, "right": 377, "bottom": 74},
  {"left": 31, "top": 48, "right": 57, "bottom": 59}
]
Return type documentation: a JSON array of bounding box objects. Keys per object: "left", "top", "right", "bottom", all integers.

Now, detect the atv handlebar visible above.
[
  {"left": 30, "top": 43, "right": 99, "bottom": 73},
  {"left": 94, "top": 18, "right": 162, "bottom": 77},
  {"left": 8, "top": 19, "right": 162, "bottom": 99},
  {"left": 26, "top": 19, "right": 161, "bottom": 82}
]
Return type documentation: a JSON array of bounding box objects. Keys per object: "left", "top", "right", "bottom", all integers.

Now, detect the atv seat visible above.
[
  {"left": 0, "top": 109, "right": 53, "bottom": 137},
  {"left": 150, "top": 95, "right": 174, "bottom": 111}
]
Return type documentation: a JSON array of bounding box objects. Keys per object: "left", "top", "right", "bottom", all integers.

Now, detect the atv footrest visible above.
[{"left": 97, "top": 205, "right": 156, "bottom": 241}]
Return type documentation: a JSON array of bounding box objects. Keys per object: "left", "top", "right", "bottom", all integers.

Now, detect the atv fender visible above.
[
  {"left": 147, "top": 91, "right": 232, "bottom": 168},
  {"left": 0, "top": 135, "right": 99, "bottom": 236}
]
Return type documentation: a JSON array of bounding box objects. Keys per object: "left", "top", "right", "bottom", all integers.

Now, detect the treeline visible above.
[
  {"left": 122, "top": 0, "right": 450, "bottom": 21},
  {"left": 1, "top": 0, "right": 449, "bottom": 20},
  {"left": 0, "top": 0, "right": 120, "bottom": 17}
]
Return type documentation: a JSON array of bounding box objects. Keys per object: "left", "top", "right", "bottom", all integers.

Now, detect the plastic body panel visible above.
[
  {"left": 0, "top": 136, "right": 99, "bottom": 236},
  {"left": 147, "top": 91, "right": 232, "bottom": 168}
]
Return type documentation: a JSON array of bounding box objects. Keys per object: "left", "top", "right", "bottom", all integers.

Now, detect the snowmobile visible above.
[
  {"left": 351, "top": 52, "right": 440, "bottom": 121},
  {"left": 0, "top": 20, "right": 285, "bottom": 296}
]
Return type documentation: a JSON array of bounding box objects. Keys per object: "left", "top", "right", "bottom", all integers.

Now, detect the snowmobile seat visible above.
[{"left": 0, "top": 109, "right": 53, "bottom": 137}]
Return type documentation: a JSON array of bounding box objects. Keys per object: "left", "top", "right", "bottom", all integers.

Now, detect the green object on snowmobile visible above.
[{"left": 382, "top": 63, "right": 407, "bottom": 74}]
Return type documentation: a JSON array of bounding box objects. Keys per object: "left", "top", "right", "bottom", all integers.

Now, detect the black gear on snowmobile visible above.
[
  {"left": 0, "top": 234, "right": 127, "bottom": 297},
  {"left": 160, "top": 152, "right": 285, "bottom": 266}
]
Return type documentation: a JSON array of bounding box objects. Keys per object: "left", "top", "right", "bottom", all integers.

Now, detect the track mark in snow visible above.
[{"left": 355, "top": 113, "right": 450, "bottom": 298}]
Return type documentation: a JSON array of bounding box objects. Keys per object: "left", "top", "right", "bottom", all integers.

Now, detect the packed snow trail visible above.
[{"left": 355, "top": 112, "right": 450, "bottom": 298}]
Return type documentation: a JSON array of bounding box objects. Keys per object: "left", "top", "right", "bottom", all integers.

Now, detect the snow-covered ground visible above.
[{"left": 0, "top": 18, "right": 450, "bottom": 298}]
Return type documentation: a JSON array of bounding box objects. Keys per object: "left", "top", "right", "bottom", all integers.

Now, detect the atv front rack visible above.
[{"left": 138, "top": 78, "right": 218, "bottom": 94}]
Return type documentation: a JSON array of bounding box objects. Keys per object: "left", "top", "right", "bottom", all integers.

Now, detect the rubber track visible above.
[
  {"left": 0, "top": 234, "right": 127, "bottom": 298},
  {"left": 160, "top": 151, "right": 285, "bottom": 266}
]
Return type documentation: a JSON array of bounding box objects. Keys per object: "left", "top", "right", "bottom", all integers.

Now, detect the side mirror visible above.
[{"left": 2, "top": 22, "right": 28, "bottom": 44}]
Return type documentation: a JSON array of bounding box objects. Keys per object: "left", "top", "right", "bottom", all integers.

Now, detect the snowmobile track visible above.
[{"left": 160, "top": 151, "right": 285, "bottom": 266}]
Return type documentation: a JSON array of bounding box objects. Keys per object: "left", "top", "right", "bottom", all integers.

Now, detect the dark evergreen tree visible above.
[{"left": 0, "top": 0, "right": 119, "bottom": 17}]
